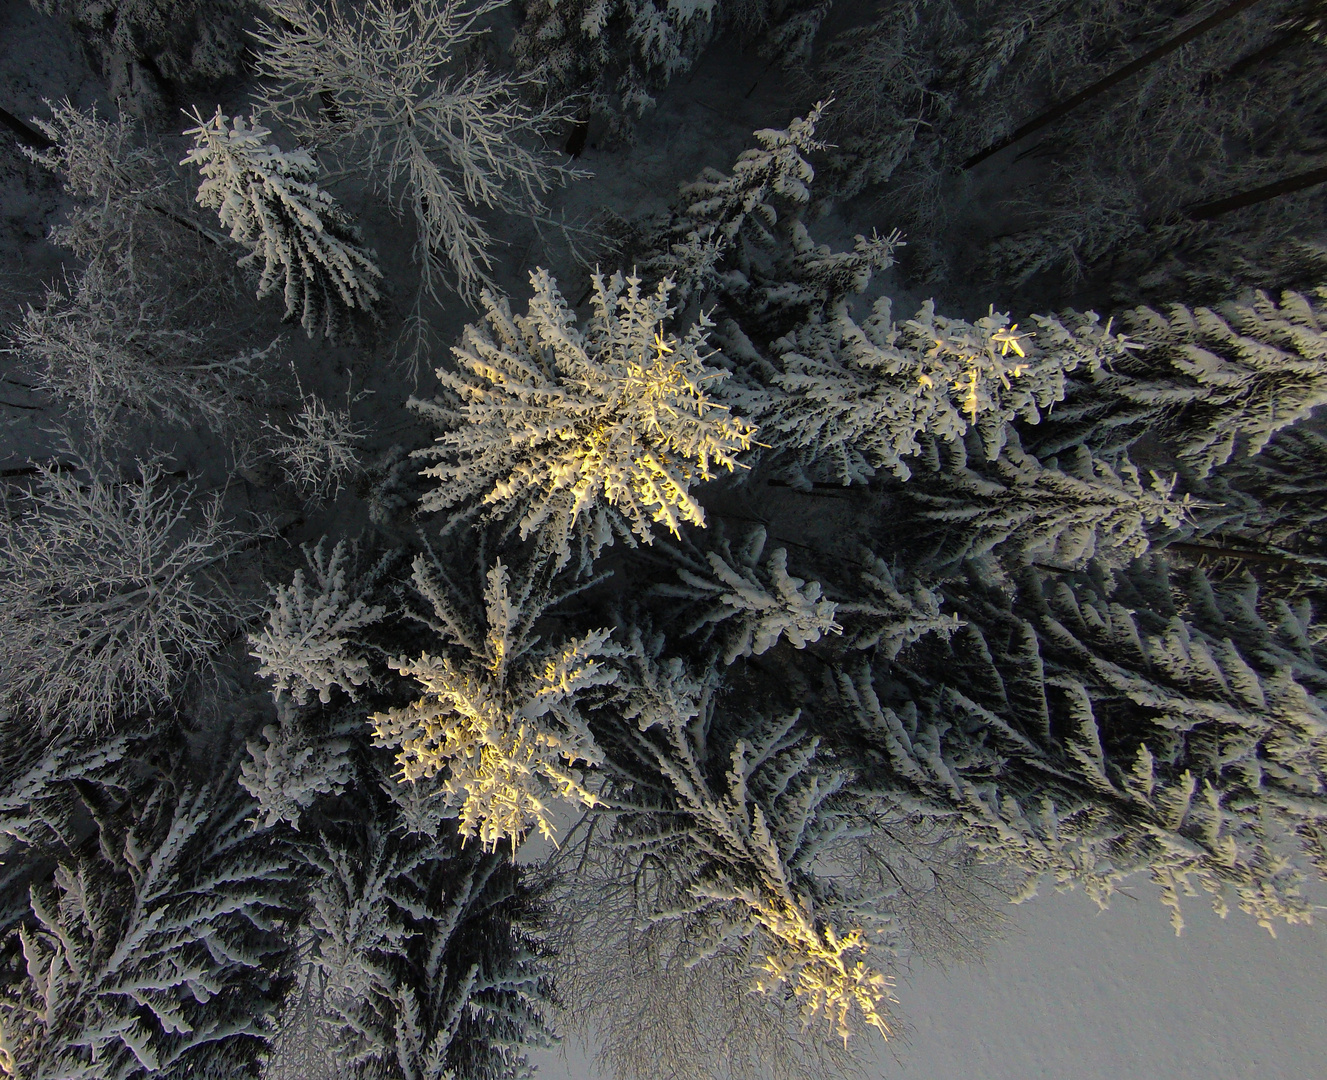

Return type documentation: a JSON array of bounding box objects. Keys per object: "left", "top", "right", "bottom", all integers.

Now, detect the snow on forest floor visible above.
[{"left": 530, "top": 887, "right": 1327, "bottom": 1080}]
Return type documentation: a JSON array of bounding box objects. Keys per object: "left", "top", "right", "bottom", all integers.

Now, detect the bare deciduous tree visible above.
[
  {"left": 252, "top": 0, "right": 582, "bottom": 300},
  {"left": 0, "top": 455, "right": 246, "bottom": 733}
]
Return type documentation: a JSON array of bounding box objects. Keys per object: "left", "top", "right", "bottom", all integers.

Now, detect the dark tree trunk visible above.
[
  {"left": 962, "top": 0, "right": 1267, "bottom": 171},
  {"left": 1187, "top": 164, "right": 1327, "bottom": 218}
]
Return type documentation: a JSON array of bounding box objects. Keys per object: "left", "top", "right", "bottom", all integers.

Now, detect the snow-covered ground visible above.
[{"left": 531, "top": 888, "right": 1327, "bottom": 1080}]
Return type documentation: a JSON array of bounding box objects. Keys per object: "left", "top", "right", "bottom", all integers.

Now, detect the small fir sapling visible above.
[
  {"left": 410, "top": 268, "right": 756, "bottom": 572},
  {"left": 655, "top": 525, "right": 843, "bottom": 664},
  {"left": 513, "top": 0, "right": 837, "bottom": 136},
  {"left": 655, "top": 529, "right": 963, "bottom": 661},
  {"left": 370, "top": 551, "right": 621, "bottom": 849},
  {"left": 835, "top": 551, "right": 965, "bottom": 655},
  {"left": 0, "top": 456, "right": 244, "bottom": 734},
  {"left": 248, "top": 537, "right": 387, "bottom": 707},
  {"left": 252, "top": 0, "right": 581, "bottom": 300},
  {"left": 363, "top": 444, "right": 419, "bottom": 528},
  {"left": 1196, "top": 424, "right": 1327, "bottom": 558},
  {"left": 513, "top": 0, "right": 720, "bottom": 129},
  {"left": 182, "top": 107, "right": 383, "bottom": 339},
  {"left": 263, "top": 382, "right": 368, "bottom": 502}
]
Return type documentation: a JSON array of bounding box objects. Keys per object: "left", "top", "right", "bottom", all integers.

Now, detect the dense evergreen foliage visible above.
[{"left": 2, "top": 2, "right": 1324, "bottom": 1078}]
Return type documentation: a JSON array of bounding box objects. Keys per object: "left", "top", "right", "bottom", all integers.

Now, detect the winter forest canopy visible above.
[{"left": 0, "top": 0, "right": 1324, "bottom": 1077}]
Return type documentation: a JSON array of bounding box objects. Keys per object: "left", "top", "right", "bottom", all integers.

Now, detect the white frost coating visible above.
[
  {"left": 411, "top": 268, "right": 756, "bottom": 572},
  {"left": 252, "top": 0, "right": 580, "bottom": 300},
  {"left": 249, "top": 538, "right": 386, "bottom": 705},
  {"left": 0, "top": 457, "right": 241, "bottom": 734},
  {"left": 183, "top": 106, "right": 381, "bottom": 338},
  {"left": 657, "top": 526, "right": 842, "bottom": 663}
]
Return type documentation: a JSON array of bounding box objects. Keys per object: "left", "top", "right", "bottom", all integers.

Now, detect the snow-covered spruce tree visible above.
[
  {"left": 634, "top": 104, "right": 830, "bottom": 298},
  {"left": 634, "top": 103, "right": 899, "bottom": 335},
  {"left": 838, "top": 550, "right": 1327, "bottom": 932},
  {"left": 11, "top": 262, "right": 278, "bottom": 444},
  {"left": 0, "top": 729, "right": 139, "bottom": 937},
  {"left": 294, "top": 813, "right": 552, "bottom": 1080},
  {"left": 249, "top": 537, "right": 390, "bottom": 708},
  {"left": 182, "top": 107, "right": 382, "bottom": 340},
  {"left": 751, "top": 292, "right": 1139, "bottom": 486},
  {"left": 1029, "top": 285, "right": 1327, "bottom": 474},
  {"left": 0, "top": 754, "right": 296, "bottom": 1078},
  {"left": 0, "top": 456, "right": 245, "bottom": 734},
  {"left": 811, "top": 0, "right": 962, "bottom": 202},
  {"left": 252, "top": 0, "right": 580, "bottom": 300},
  {"left": 895, "top": 428, "right": 1192, "bottom": 574},
  {"left": 411, "top": 268, "right": 755, "bottom": 572},
  {"left": 597, "top": 636, "right": 895, "bottom": 1042},
  {"left": 370, "top": 549, "right": 620, "bottom": 849},
  {"left": 655, "top": 525, "right": 843, "bottom": 664}
]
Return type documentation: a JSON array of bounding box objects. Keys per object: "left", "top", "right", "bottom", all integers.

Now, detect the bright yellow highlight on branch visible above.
[
  {"left": 414, "top": 269, "right": 757, "bottom": 571},
  {"left": 749, "top": 895, "right": 895, "bottom": 1044},
  {"left": 991, "top": 323, "right": 1029, "bottom": 357},
  {"left": 371, "top": 558, "right": 620, "bottom": 850},
  {"left": 921, "top": 309, "right": 1037, "bottom": 423}
]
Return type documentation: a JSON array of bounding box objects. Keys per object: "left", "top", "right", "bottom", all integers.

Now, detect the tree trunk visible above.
[
  {"left": 962, "top": 0, "right": 1267, "bottom": 171},
  {"left": 0, "top": 105, "right": 54, "bottom": 150},
  {"left": 1187, "top": 164, "right": 1327, "bottom": 218}
]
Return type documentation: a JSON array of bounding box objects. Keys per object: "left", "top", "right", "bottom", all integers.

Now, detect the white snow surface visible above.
[{"left": 530, "top": 887, "right": 1327, "bottom": 1080}]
